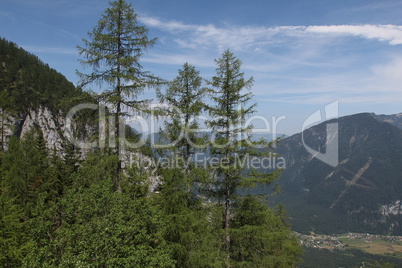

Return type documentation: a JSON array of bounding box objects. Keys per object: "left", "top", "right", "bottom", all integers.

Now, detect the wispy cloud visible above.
[
  {"left": 139, "top": 16, "right": 194, "bottom": 32},
  {"left": 24, "top": 18, "right": 82, "bottom": 40},
  {"left": 23, "top": 46, "right": 76, "bottom": 55},
  {"left": 139, "top": 16, "right": 402, "bottom": 106},
  {"left": 143, "top": 53, "right": 214, "bottom": 68},
  {"left": 140, "top": 16, "right": 402, "bottom": 50},
  {"left": 305, "top": 25, "right": 402, "bottom": 45},
  {"left": 0, "top": 9, "right": 15, "bottom": 21}
]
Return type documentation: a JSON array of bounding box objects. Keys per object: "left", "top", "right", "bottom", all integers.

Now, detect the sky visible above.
[{"left": 1, "top": 0, "right": 402, "bottom": 135}]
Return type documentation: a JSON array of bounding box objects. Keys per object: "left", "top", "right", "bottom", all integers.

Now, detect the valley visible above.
[{"left": 299, "top": 232, "right": 402, "bottom": 257}]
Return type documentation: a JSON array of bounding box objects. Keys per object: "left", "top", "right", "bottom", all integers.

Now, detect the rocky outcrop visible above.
[
  {"left": 381, "top": 200, "right": 402, "bottom": 217},
  {"left": 1, "top": 105, "right": 161, "bottom": 191},
  {"left": 20, "top": 106, "right": 64, "bottom": 153},
  {"left": 1, "top": 106, "right": 96, "bottom": 157},
  {"left": 0, "top": 109, "right": 18, "bottom": 151}
]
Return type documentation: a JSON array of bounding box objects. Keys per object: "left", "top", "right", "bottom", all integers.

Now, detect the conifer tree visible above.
[
  {"left": 157, "top": 168, "right": 223, "bottom": 267},
  {"left": 156, "top": 63, "right": 223, "bottom": 266},
  {"left": 0, "top": 192, "right": 28, "bottom": 267},
  {"left": 24, "top": 153, "right": 175, "bottom": 267},
  {"left": 158, "top": 63, "right": 207, "bottom": 188},
  {"left": 77, "top": 0, "right": 159, "bottom": 192},
  {"left": 206, "top": 50, "right": 283, "bottom": 266},
  {"left": 231, "top": 195, "right": 302, "bottom": 267}
]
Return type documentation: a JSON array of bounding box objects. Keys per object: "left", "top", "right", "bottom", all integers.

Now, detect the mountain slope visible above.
[
  {"left": 0, "top": 37, "right": 98, "bottom": 153},
  {"left": 373, "top": 113, "right": 402, "bottom": 130},
  {"left": 272, "top": 112, "right": 402, "bottom": 235},
  {"left": 0, "top": 37, "right": 82, "bottom": 112}
]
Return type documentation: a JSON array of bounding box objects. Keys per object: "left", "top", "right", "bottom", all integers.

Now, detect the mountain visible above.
[
  {"left": 0, "top": 37, "right": 158, "bottom": 190},
  {"left": 0, "top": 37, "right": 82, "bottom": 112},
  {"left": 271, "top": 112, "right": 402, "bottom": 235},
  {"left": 373, "top": 113, "right": 402, "bottom": 130},
  {"left": 0, "top": 37, "right": 94, "bottom": 152}
]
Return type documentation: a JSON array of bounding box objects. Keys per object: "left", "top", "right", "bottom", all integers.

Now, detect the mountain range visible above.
[{"left": 271, "top": 112, "right": 402, "bottom": 235}]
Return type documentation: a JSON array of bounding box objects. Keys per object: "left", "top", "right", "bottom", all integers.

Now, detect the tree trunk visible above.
[
  {"left": 0, "top": 108, "right": 4, "bottom": 153},
  {"left": 225, "top": 186, "right": 231, "bottom": 267},
  {"left": 115, "top": 6, "right": 122, "bottom": 193},
  {"left": 115, "top": 102, "right": 122, "bottom": 193},
  {"left": 225, "top": 80, "right": 232, "bottom": 267}
]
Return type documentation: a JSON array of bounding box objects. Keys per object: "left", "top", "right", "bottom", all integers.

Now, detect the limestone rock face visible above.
[
  {"left": 0, "top": 110, "right": 18, "bottom": 151},
  {"left": 1, "top": 106, "right": 161, "bottom": 192},
  {"left": 20, "top": 106, "right": 64, "bottom": 153}
]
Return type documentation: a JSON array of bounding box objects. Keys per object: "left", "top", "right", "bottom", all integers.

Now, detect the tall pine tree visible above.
[
  {"left": 206, "top": 50, "right": 285, "bottom": 267},
  {"left": 158, "top": 62, "right": 207, "bottom": 189},
  {"left": 156, "top": 63, "right": 224, "bottom": 266},
  {"left": 77, "top": 0, "right": 159, "bottom": 192}
]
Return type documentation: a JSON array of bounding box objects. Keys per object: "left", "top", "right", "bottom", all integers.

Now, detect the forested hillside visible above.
[
  {"left": 0, "top": 1, "right": 302, "bottom": 266},
  {"left": 0, "top": 38, "right": 82, "bottom": 113}
]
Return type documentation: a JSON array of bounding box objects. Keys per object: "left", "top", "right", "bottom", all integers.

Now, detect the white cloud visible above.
[
  {"left": 139, "top": 16, "right": 193, "bottom": 32},
  {"left": 305, "top": 25, "right": 402, "bottom": 45},
  {"left": 140, "top": 16, "right": 402, "bottom": 50}
]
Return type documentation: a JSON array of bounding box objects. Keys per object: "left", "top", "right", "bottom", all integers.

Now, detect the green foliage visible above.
[
  {"left": 156, "top": 168, "right": 224, "bottom": 267},
  {"left": 24, "top": 154, "right": 174, "bottom": 267},
  {"left": 158, "top": 63, "right": 206, "bottom": 155},
  {"left": 1, "top": 130, "right": 175, "bottom": 267},
  {"left": 0, "top": 130, "right": 63, "bottom": 266},
  {"left": 157, "top": 62, "right": 209, "bottom": 191},
  {"left": 0, "top": 89, "right": 14, "bottom": 152},
  {"left": 1, "top": 130, "right": 49, "bottom": 215},
  {"left": 231, "top": 196, "right": 302, "bottom": 267},
  {"left": 0, "top": 191, "right": 30, "bottom": 267},
  {"left": 77, "top": 0, "right": 158, "bottom": 100}
]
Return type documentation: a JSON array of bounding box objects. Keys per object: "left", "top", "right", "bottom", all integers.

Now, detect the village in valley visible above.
[{"left": 298, "top": 232, "right": 402, "bottom": 256}]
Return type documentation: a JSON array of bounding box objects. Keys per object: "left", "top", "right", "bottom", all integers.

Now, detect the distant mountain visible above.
[
  {"left": 373, "top": 113, "right": 402, "bottom": 130},
  {"left": 250, "top": 132, "right": 286, "bottom": 142},
  {"left": 143, "top": 131, "right": 284, "bottom": 148},
  {"left": 270, "top": 112, "right": 402, "bottom": 235}
]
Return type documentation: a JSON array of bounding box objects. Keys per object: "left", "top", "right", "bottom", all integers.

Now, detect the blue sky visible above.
[{"left": 1, "top": 0, "right": 402, "bottom": 134}]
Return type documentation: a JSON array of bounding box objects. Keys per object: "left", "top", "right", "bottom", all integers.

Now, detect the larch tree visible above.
[
  {"left": 206, "top": 50, "right": 282, "bottom": 267},
  {"left": 158, "top": 62, "right": 207, "bottom": 187},
  {"left": 77, "top": 0, "right": 159, "bottom": 192},
  {"left": 156, "top": 63, "right": 222, "bottom": 266}
]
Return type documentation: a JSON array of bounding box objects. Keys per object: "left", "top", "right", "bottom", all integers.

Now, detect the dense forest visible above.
[{"left": 0, "top": 0, "right": 303, "bottom": 267}]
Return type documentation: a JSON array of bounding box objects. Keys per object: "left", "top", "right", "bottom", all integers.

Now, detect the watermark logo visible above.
[
  {"left": 63, "top": 102, "right": 285, "bottom": 151},
  {"left": 62, "top": 101, "right": 341, "bottom": 169},
  {"left": 301, "top": 101, "right": 339, "bottom": 167}
]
